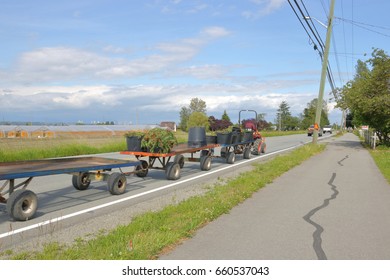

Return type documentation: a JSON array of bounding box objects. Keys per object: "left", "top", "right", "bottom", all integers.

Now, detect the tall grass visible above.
[
  {"left": 0, "top": 138, "right": 126, "bottom": 162},
  {"left": 10, "top": 143, "right": 325, "bottom": 260}
]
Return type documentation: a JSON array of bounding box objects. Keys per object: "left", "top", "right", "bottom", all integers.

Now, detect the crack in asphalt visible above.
[
  {"left": 303, "top": 173, "right": 339, "bottom": 260},
  {"left": 338, "top": 155, "right": 349, "bottom": 166}
]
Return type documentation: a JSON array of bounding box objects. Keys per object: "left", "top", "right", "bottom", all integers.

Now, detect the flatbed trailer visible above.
[
  {"left": 120, "top": 137, "right": 266, "bottom": 180},
  {"left": 0, "top": 157, "right": 140, "bottom": 221},
  {"left": 120, "top": 143, "right": 220, "bottom": 180}
]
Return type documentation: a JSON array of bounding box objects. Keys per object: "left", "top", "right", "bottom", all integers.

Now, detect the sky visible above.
[{"left": 0, "top": 0, "right": 389, "bottom": 126}]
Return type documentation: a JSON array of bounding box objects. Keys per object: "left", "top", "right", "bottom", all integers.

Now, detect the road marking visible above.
[{"left": 0, "top": 138, "right": 315, "bottom": 239}]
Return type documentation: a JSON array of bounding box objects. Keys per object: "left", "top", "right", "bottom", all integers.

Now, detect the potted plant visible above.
[
  {"left": 206, "top": 131, "right": 217, "bottom": 144},
  {"left": 216, "top": 128, "right": 233, "bottom": 145},
  {"left": 141, "top": 128, "right": 178, "bottom": 153},
  {"left": 124, "top": 131, "right": 146, "bottom": 151}
]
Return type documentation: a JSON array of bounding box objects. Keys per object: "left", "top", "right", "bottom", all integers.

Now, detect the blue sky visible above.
[{"left": 0, "top": 0, "right": 389, "bottom": 125}]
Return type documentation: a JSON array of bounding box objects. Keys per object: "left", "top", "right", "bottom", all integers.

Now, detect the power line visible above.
[
  {"left": 336, "top": 17, "right": 390, "bottom": 38},
  {"left": 287, "top": 0, "right": 322, "bottom": 55},
  {"left": 340, "top": 0, "right": 351, "bottom": 81},
  {"left": 287, "top": 0, "right": 337, "bottom": 94}
]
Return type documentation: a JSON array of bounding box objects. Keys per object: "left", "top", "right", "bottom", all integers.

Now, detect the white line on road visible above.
[{"left": 0, "top": 139, "right": 312, "bottom": 239}]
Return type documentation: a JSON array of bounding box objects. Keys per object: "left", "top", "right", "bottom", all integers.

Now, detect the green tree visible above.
[
  {"left": 336, "top": 49, "right": 390, "bottom": 144},
  {"left": 187, "top": 112, "right": 209, "bottom": 130},
  {"left": 285, "top": 116, "right": 300, "bottom": 130},
  {"left": 189, "top": 98, "right": 207, "bottom": 114},
  {"left": 179, "top": 98, "right": 207, "bottom": 131},
  {"left": 221, "top": 110, "right": 231, "bottom": 122},
  {"left": 276, "top": 101, "right": 291, "bottom": 130},
  {"left": 301, "top": 98, "right": 329, "bottom": 129},
  {"left": 179, "top": 106, "right": 191, "bottom": 131}
]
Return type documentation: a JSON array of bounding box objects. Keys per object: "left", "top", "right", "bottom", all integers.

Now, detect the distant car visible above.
[
  {"left": 323, "top": 125, "right": 332, "bottom": 134},
  {"left": 307, "top": 125, "right": 323, "bottom": 137}
]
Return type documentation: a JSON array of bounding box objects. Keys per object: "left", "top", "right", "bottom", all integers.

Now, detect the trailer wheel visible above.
[
  {"left": 200, "top": 156, "right": 212, "bottom": 171},
  {"left": 6, "top": 189, "right": 38, "bottom": 221},
  {"left": 108, "top": 172, "right": 127, "bottom": 195},
  {"left": 226, "top": 152, "right": 235, "bottom": 164},
  {"left": 243, "top": 147, "right": 251, "bottom": 159},
  {"left": 200, "top": 150, "right": 209, "bottom": 157},
  {"left": 252, "top": 139, "right": 261, "bottom": 155},
  {"left": 72, "top": 172, "right": 91, "bottom": 190},
  {"left": 174, "top": 155, "right": 185, "bottom": 169},
  {"left": 135, "top": 160, "right": 149, "bottom": 177},
  {"left": 261, "top": 142, "right": 267, "bottom": 153},
  {"left": 165, "top": 162, "right": 181, "bottom": 180},
  {"left": 220, "top": 147, "right": 227, "bottom": 158}
]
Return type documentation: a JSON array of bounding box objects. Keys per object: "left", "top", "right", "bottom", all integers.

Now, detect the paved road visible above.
[
  {"left": 0, "top": 134, "right": 331, "bottom": 252},
  {"left": 161, "top": 133, "right": 390, "bottom": 260}
]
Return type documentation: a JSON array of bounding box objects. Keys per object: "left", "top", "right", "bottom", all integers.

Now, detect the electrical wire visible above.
[
  {"left": 336, "top": 17, "right": 390, "bottom": 38},
  {"left": 288, "top": 0, "right": 337, "bottom": 92}
]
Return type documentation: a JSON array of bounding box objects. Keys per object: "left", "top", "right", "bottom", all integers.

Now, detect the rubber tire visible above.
[
  {"left": 107, "top": 172, "right": 127, "bottom": 195},
  {"left": 200, "top": 156, "right": 212, "bottom": 171},
  {"left": 243, "top": 147, "right": 251, "bottom": 159},
  {"left": 135, "top": 160, "right": 149, "bottom": 177},
  {"left": 200, "top": 150, "right": 209, "bottom": 157},
  {"left": 174, "top": 154, "right": 185, "bottom": 168},
  {"left": 220, "top": 147, "right": 227, "bottom": 158},
  {"left": 226, "top": 152, "right": 235, "bottom": 164},
  {"left": 252, "top": 138, "right": 262, "bottom": 155},
  {"left": 165, "top": 162, "right": 181, "bottom": 180},
  {"left": 261, "top": 142, "right": 266, "bottom": 153},
  {"left": 6, "top": 189, "right": 38, "bottom": 221},
  {"left": 72, "top": 172, "right": 91, "bottom": 190}
]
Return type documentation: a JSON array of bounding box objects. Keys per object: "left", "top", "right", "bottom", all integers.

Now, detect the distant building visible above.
[
  {"left": 6, "top": 126, "right": 29, "bottom": 138},
  {"left": 160, "top": 121, "right": 176, "bottom": 131}
]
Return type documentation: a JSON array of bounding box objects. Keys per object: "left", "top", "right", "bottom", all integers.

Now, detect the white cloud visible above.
[
  {"left": 201, "top": 26, "right": 231, "bottom": 38},
  {"left": 243, "top": 0, "right": 286, "bottom": 19},
  {"left": 0, "top": 83, "right": 316, "bottom": 120},
  {"left": 1, "top": 26, "right": 231, "bottom": 85}
]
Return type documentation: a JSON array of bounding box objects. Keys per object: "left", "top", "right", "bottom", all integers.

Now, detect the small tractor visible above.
[{"left": 233, "top": 109, "right": 266, "bottom": 155}]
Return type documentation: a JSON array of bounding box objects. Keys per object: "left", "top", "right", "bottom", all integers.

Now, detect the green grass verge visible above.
[
  {"left": 369, "top": 146, "right": 390, "bottom": 184},
  {"left": 9, "top": 143, "right": 325, "bottom": 260},
  {"left": 355, "top": 131, "right": 390, "bottom": 184}
]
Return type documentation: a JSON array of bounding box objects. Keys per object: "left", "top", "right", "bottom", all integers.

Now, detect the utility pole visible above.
[{"left": 312, "top": 0, "right": 335, "bottom": 144}]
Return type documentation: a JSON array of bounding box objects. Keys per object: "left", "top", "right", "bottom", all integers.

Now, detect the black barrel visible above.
[{"left": 188, "top": 127, "right": 207, "bottom": 148}]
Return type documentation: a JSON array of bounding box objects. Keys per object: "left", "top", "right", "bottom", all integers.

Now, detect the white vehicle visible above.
[{"left": 323, "top": 125, "right": 332, "bottom": 134}]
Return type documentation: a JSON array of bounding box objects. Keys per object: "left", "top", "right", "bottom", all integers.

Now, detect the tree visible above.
[
  {"left": 179, "top": 97, "right": 207, "bottom": 131},
  {"left": 276, "top": 101, "right": 291, "bottom": 130},
  {"left": 209, "top": 116, "right": 232, "bottom": 131},
  {"left": 179, "top": 106, "right": 191, "bottom": 131},
  {"left": 189, "top": 98, "right": 207, "bottom": 114},
  {"left": 336, "top": 48, "right": 390, "bottom": 145},
  {"left": 301, "top": 98, "right": 329, "bottom": 130},
  {"left": 221, "top": 110, "right": 231, "bottom": 122},
  {"left": 187, "top": 112, "right": 209, "bottom": 130}
]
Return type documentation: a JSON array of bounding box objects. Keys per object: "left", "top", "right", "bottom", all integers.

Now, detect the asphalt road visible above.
[
  {"left": 161, "top": 133, "right": 390, "bottom": 260},
  {"left": 0, "top": 133, "right": 331, "bottom": 253}
]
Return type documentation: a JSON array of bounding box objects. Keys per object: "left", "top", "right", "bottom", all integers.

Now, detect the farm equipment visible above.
[
  {"left": 120, "top": 143, "right": 219, "bottom": 180},
  {"left": 0, "top": 157, "right": 140, "bottom": 221},
  {"left": 121, "top": 113, "right": 267, "bottom": 180},
  {"left": 232, "top": 109, "right": 266, "bottom": 155}
]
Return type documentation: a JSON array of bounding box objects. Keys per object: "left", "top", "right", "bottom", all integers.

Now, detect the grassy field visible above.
[
  {"left": 0, "top": 137, "right": 126, "bottom": 162},
  {"left": 5, "top": 143, "right": 325, "bottom": 260}
]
